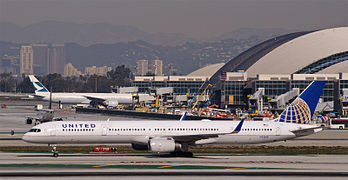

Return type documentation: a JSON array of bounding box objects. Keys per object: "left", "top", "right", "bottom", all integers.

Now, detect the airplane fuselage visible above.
[
  {"left": 36, "top": 92, "right": 133, "bottom": 104},
  {"left": 23, "top": 120, "right": 320, "bottom": 145}
]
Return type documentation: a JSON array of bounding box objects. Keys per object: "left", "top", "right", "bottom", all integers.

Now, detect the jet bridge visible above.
[
  {"left": 249, "top": 88, "right": 265, "bottom": 112},
  {"left": 340, "top": 89, "right": 348, "bottom": 116},
  {"left": 269, "top": 88, "right": 299, "bottom": 109}
]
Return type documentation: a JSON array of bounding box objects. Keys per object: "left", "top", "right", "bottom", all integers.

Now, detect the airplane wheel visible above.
[
  {"left": 183, "top": 152, "right": 193, "bottom": 157},
  {"left": 53, "top": 153, "right": 59, "bottom": 157}
]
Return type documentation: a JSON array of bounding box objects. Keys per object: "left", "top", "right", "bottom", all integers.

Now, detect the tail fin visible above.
[
  {"left": 276, "top": 81, "right": 326, "bottom": 124},
  {"left": 28, "top": 75, "right": 49, "bottom": 94}
]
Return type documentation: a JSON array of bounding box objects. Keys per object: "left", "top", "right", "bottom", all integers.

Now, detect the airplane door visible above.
[
  {"left": 102, "top": 127, "right": 107, "bottom": 136},
  {"left": 275, "top": 126, "right": 281, "bottom": 136}
]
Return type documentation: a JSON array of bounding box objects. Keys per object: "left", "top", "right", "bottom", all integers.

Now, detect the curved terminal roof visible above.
[
  {"left": 188, "top": 63, "right": 225, "bottom": 77},
  {"left": 246, "top": 27, "right": 348, "bottom": 77},
  {"left": 294, "top": 51, "right": 348, "bottom": 74},
  {"left": 207, "top": 31, "right": 312, "bottom": 85},
  {"left": 317, "top": 60, "right": 348, "bottom": 74}
]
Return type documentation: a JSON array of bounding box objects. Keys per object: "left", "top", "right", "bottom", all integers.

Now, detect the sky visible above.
[{"left": 0, "top": 0, "right": 347, "bottom": 39}]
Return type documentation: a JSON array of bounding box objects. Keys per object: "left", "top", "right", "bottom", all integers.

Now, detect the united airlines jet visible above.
[
  {"left": 23, "top": 81, "right": 326, "bottom": 157},
  {"left": 28, "top": 75, "right": 133, "bottom": 106}
]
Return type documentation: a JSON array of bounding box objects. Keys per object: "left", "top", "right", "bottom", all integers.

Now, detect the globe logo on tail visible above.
[{"left": 277, "top": 97, "right": 311, "bottom": 124}]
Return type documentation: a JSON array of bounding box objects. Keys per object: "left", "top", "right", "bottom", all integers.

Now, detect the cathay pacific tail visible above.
[{"left": 28, "top": 75, "right": 49, "bottom": 94}]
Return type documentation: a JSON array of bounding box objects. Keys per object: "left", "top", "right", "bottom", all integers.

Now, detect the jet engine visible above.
[
  {"left": 105, "top": 100, "right": 118, "bottom": 108},
  {"left": 149, "top": 138, "right": 176, "bottom": 153}
]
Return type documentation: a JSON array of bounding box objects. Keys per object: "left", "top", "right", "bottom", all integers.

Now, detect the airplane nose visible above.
[{"left": 22, "top": 133, "right": 31, "bottom": 142}]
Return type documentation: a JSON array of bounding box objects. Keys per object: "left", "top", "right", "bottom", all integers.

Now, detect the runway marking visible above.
[
  {"left": 93, "top": 164, "right": 115, "bottom": 168},
  {"left": 225, "top": 167, "right": 251, "bottom": 170},
  {"left": 158, "top": 165, "right": 181, "bottom": 168}
]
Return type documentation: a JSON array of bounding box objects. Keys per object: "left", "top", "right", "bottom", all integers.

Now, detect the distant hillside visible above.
[
  {"left": 66, "top": 36, "right": 266, "bottom": 74},
  {"left": 213, "top": 28, "right": 295, "bottom": 41},
  {"left": 0, "top": 21, "right": 295, "bottom": 46},
  {"left": 0, "top": 21, "right": 195, "bottom": 46},
  {"left": 0, "top": 23, "right": 296, "bottom": 74},
  {"left": 0, "top": 36, "right": 280, "bottom": 74}
]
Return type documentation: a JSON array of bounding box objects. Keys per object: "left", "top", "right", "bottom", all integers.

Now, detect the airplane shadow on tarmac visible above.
[{"left": 17, "top": 153, "right": 228, "bottom": 159}]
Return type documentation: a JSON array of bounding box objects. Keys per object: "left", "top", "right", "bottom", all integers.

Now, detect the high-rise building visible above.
[
  {"left": 0, "top": 55, "right": 18, "bottom": 74},
  {"left": 32, "top": 44, "right": 49, "bottom": 75},
  {"left": 64, "top": 63, "right": 82, "bottom": 76},
  {"left": 85, "top": 65, "right": 112, "bottom": 76},
  {"left": 136, "top": 60, "right": 148, "bottom": 76},
  {"left": 49, "top": 44, "right": 65, "bottom": 74},
  {"left": 152, "top": 60, "right": 163, "bottom": 76},
  {"left": 20, "top": 46, "right": 34, "bottom": 75}
]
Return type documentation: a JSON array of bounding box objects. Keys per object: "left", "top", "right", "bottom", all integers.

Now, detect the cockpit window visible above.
[{"left": 28, "top": 128, "right": 41, "bottom": 132}]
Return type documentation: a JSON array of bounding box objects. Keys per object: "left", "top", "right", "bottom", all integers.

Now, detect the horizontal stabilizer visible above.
[{"left": 291, "top": 127, "right": 323, "bottom": 137}]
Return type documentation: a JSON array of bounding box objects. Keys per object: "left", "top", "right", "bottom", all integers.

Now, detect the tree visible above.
[
  {"left": 0, "top": 73, "right": 16, "bottom": 92},
  {"left": 16, "top": 77, "right": 33, "bottom": 93},
  {"left": 107, "top": 65, "right": 132, "bottom": 87}
]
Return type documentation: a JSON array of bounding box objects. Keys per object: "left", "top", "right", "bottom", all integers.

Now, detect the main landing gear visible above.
[
  {"left": 170, "top": 143, "right": 194, "bottom": 157},
  {"left": 49, "top": 144, "right": 59, "bottom": 157}
]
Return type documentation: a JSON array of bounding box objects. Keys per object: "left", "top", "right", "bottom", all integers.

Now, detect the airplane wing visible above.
[
  {"left": 179, "top": 112, "right": 187, "bottom": 121},
  {"left": 291, "top": 126, "right": 323, "bottom": 137},
  {"left": 165, "top": 119, "right": 244, "bottom": 144},
  {"left": 170, "top": 134, "right": 219, "bottom": 143},
  {"left": 83, "top": 95, "right": 106, "bottom": 102},
  {"left": 84, "top": 95, "right": 119, "bottom": 107}
]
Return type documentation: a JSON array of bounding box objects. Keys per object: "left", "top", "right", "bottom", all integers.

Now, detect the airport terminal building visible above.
[{"left": 132, "top": 27, "right": 348, "bottom": 114}]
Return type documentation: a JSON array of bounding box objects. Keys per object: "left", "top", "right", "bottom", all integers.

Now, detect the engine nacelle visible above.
[
  {"left": 131, "top": 143, "right": 149, "bottom": 150},
  {"left": 105, "top": 100, "right": 118, "bottom": 108},
  {"left": 149, "top": 138, "right": 176, "bottom": 153},
  {"left": 25, "top": 117, "right": 33, "bottom": 124}
]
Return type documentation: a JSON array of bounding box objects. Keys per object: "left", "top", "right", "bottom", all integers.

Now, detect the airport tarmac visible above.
[{"left": 0, "top": 152, "right": 347, "bottom": 177}]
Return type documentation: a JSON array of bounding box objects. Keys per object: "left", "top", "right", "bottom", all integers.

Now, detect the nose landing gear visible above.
[{"left": 49, "top": 144, "right": 59, "bottom": 157}]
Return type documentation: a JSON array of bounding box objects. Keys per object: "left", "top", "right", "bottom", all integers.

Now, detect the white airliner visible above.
[
  {"left": 23, "top": 81, "right": 326, "bottom": 157},
  {"left": 28, "top": 75, "right": 133, "bottom": 106}
]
